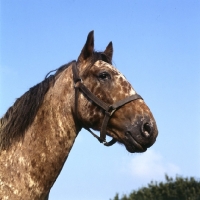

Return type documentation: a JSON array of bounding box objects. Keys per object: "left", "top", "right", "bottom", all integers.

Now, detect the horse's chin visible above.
[
  {"left": 106, "top": 130, "right": 153, "bottom": 153},
  {"left": 122, "top": 134, "right": 148, "bottom": 153},
  {"left": 125, "top": 144, "right": 147, "bottom": 153}
]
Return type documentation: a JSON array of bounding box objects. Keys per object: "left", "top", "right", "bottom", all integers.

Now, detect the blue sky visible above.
[{"left": 0, "top": 1, "right": 200, "bottom": 200}]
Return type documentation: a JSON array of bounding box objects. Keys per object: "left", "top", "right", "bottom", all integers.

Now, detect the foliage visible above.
[{"left": 110, "top": 174, "right": 200, "bottom": 200}]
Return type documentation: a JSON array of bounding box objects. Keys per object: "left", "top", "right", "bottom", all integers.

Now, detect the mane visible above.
[
  {"left": 0, "top": 61, "right": 75, "bottom": 150},
  {"left": 0, "top": 51, "right": 110, "bottom": 151},
  {"left": 93, "top": 51, "right": 112, "bottom": 64}
]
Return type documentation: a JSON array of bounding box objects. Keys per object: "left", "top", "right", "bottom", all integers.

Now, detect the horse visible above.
[{"left": 0, "top": 31, "right": 158, "bottom": 199}]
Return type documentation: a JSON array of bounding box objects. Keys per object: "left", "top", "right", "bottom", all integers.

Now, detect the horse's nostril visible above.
[{"left": 142, "top": 123, "right": 152, "bottom": 138}]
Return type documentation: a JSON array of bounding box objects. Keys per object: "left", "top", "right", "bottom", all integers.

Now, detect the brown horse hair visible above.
[
  {"left": 0, "top": 52, "right": 111, "bottom": 151},
  {"left": 0, "top": 61, "right": 74, "bottom": 151}
]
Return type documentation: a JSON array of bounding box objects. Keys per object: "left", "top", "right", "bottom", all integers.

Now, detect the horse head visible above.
[{"left": 73, "top": 31, "right": 158, "bottom": 153}]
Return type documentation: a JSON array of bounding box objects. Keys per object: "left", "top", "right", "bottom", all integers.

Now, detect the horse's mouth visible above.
[
  {"left": 123, "top": 134, "right": 147, "bottom": 153},
  {"left": 106, "top": 128, "right": 155, "bottom": 153}
]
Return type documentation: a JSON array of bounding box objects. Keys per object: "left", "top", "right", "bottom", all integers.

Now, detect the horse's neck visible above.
[{"left": 0, "top": 65, "right": 79, "bottom": 199}]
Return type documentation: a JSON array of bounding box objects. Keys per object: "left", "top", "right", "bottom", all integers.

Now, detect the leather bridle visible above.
[{"left": 72, "top": 61, "right": 142, "bottom": 146}]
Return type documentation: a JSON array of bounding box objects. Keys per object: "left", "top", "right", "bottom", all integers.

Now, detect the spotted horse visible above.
[{"left": 0, "top": 31, "right": 158, "bottom": 199}]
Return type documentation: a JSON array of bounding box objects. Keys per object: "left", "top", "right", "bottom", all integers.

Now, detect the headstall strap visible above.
[{"left": 72, "top": 61, "right": 143, "bottom": 146}]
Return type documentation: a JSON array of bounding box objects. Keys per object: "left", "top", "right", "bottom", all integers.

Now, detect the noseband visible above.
[{"left": 72, "top": 61, "right": 142, "bottom": 146}]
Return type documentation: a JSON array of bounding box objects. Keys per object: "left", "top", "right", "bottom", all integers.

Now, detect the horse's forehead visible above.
[{"left": 94, "top": 60, "right": 127, "bottom": 80}]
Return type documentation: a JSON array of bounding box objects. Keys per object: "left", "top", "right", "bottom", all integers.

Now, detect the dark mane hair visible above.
[
  {"left": 0, "top": 61, "right": 75, "bottom": 150},
  {"left": 0, "top": 51, "right": 110, "bottom": 151},
  {"left": 93, "top": 51, "right": 112, "bottom": 64}
]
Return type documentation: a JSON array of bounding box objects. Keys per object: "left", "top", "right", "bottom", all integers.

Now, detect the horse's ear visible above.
[
  {"left": 104, "top": 41, "right": 113, "bottom": 62},
  {"left": 78, "top": 31, "right": 94, "bottom": 62}
]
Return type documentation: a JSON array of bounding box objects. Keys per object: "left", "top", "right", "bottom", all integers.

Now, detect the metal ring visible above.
[{"left": 74, "top": 79, "right": 83, "bottom": 88}]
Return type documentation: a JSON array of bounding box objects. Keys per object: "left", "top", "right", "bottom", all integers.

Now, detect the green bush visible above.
[{"left": 110, "top": 175, "right": 200, "bottom": 200}]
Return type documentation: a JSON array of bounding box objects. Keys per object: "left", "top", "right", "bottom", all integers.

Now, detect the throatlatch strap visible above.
[
  {"left": 72, "top": 62, "right": 81, "bottom": 84},
  {"left": 72, "top": 62, "right": 81, "bottom": 119},
  {"left": 85, "top": 127, "right": 117, "bottom": 146}
]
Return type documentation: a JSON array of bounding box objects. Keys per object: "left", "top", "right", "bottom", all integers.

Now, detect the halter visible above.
[{"left": 72, "top": 61, "right": 142, "bottom": 146}]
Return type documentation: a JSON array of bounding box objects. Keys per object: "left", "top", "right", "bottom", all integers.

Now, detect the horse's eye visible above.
[{"left": 98, "top": 72, "right": 111, "bottom": 81}]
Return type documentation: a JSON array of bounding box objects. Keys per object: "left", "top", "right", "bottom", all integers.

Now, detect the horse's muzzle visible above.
[{"left": 124, "top": 116, "right": 158, "bottom": 153}]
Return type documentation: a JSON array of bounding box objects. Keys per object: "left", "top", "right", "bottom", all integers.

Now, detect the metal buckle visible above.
[
  {"left": 102, "top": 140, "right": 107, "bottom": 145},
  {"left": 105, "top": 105, "right": 116, "bottom": 117},
  {"left": 74, "top": 78, "right": 83, "bottom": 88}
]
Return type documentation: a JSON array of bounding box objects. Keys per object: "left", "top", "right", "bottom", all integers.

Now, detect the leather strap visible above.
[
  {"left": 77, "top": 82, "right": 110, "bottom": 111},
  {"left": 99, "top": 94, "right": 142, "bottom": 144},
  {"left": 72, "top": 62, "right": 143, "bottom": 146}
]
